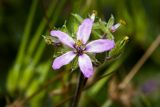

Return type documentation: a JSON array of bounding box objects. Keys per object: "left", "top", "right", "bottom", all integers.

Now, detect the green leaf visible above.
[{"left": 71, "top": 13, "right": 83, "bottom": 23}]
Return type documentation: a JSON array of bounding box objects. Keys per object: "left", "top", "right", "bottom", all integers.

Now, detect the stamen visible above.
[
  {"left": 74, "top": 40, "right": 86, "bottom": 55},
  {"left": 76, "top": 40, "right": 83, "bottom": 47}
]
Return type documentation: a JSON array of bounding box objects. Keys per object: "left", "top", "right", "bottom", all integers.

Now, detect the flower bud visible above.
[
  {"left": 43, "top": 35, "right": 61, "bottom": 46},
  {"left": 90, "top": 10, "right": 97, "bottom": 21},
  {"left": 108, "top": 36, "right": 129, "bottom": 59},
  {"left": 110, "top": 19, "right": 126, "bottom": 32},
  {"left": 110, "top": 23, "right": 121, "bottom": 32}
]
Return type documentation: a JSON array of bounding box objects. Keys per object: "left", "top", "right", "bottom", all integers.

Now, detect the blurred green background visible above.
[{"left": 0, "top": 0, "right": 160, "bottom": 107}]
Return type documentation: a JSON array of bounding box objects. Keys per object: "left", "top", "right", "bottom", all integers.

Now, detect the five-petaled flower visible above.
[{"left": 50, "top": 18, "right": 115, "bottom": 78}]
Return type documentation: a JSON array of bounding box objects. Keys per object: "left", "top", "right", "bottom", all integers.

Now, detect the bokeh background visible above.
[{"left": 0, "top": 0, "right": 160, "bottom": 107}]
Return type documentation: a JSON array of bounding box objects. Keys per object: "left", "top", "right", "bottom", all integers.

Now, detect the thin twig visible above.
[{"left": 119, "top": 35, "right": 160, "bottom": 89}]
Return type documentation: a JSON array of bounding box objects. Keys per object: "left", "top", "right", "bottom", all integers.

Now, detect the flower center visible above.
[{"left": 74, "top": 40, "right": 86, "bottom": 55}]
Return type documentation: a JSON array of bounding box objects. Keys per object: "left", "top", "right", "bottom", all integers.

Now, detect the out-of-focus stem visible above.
[
  {"left": 102, "top": 99, "right": 112, "bottom": 107},
  {"left": 31, "top": 0, "right": 67, "bottom": 65},
  {"left": 18, "top": 41, "right": 45, "bottom": 90},
  {"left": 32, "top": 0, "right": 66, "bottom": 65},
  {"left": 18, "top": 0, "right": 67, "bottom": 91},
  {"left": 32, "top": 41, "right": 45, "bottom": 65},
  {"left": 6, "top": 0, "right": 38, "bottom": 93},
  {"left": 27, "top": 0, "right": 66, "bottom": 58},
  {"left": 50, "top": 0, "right": 66, "bottom": 25},
  {"left": 27, "top": 0, "right": 58, "bottom": 58},
  {"left": 21, "top": 71, "right": 64, "bottom": 105},
  {"left": 119, "top": 35, "right": 160, "bottom": 89},
  {"left": 88, "top": 55, "right": 127, "bottom": 96},
  {"left": 16, "top": 0, "right": 38, "bottom": 65}
]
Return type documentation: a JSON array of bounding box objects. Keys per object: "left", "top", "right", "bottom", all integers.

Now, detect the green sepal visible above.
[
  {"left": 87, "top": 53, "right": 101, "bottom": 66},
  {"left": 107, "top": 31, "right": 115, "bottom": 40},
  {"left": 108, "top": 36, "right": 129, "bottom": 59},
  {"left": 52, "top": 46, "right": 69, "bottom": 59},
  {"left": 92, "top": 22, "right": 102, "bottom": 30},
  {"left": 61, "top": 21, "right": 70, "bottom": 34},
  {"left": 92, "top": 30, "right": 102, "bottom": 39},
  {"left": 42, "top": 35, "right": 57, "bottom": 45},
  {"left": 107, "top": 14, "right": 115, "bottom": 29},
  {"left": 71, "top": 56, "right": 78, "bottom": 72}
]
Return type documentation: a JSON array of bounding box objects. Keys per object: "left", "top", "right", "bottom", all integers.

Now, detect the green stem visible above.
[
  {"left": 27, "top": 0, "right": 66, "bottom": 58},
  {"left": 18, "top": 0, "right": 67, "bottom": 92},
  {"left": 6, "top": 0, "right": 38, "bottom": 93},
  {"left": 50, "top": 0, "right": 66, "bottom": 25},
  {"left": 18, "top": 41, "right": 45, "bottom": 91},
  {"left": 32, "top": 0, "right": 67, "bottom": 64},
  {"left": 32, "top": 41, "right": 46, "bottom": 65},
  {"left": 27, "top": 0, "right": 58, "bottom": 58},
  {"left": 16, "top": 0, "right": 38, "bottom": 65},
  {"left": 22, "top": 71, "right": 64, "bottom": 105}
]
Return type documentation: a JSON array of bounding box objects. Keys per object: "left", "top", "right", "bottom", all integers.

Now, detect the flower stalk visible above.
[{"left": 72, "top": 72, "right": 87, "bottom": 107}]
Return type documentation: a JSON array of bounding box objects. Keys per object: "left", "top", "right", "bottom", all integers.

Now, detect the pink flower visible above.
[{"left": 50, "top": 18, "right": 115, "bottom": 78}]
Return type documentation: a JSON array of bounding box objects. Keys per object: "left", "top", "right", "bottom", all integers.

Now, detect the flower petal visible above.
[
  {"left": 86, "top": 39, "right": 115, "bottom": 53},
  {"left": 50, "top": 30, "right": 75, "bottom": 48},
  {"left": 78, "top": 54, "right": 93, "bottom": 78},
  {"left": 77, "top": 18, "right": 93, "bottom": 44},
  {"left": 52, "top": 51, "right": 76, "bottom": 70},
  {"left": 111, "top": 23, "right": 121, "bottom": 32}
]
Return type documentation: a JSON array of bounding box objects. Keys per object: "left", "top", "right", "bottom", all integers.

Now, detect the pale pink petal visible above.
[
  {"left": 86, "top": 39, "right": 115, "bottom": 53},
  {"left": 77, "top": 18, "right": 93, "bottom": 44},
  {"left": 78, "top": 54, "right": 93, "bottom": 78},
  {"left": 52, "top": 51, "right": 76, "bottom": 69},
  {"left": 111, "top": 23, "right": 121, "bottom": 32},
  {"left": 50, "top": 30, "right": 75, "bottom": 48}
]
